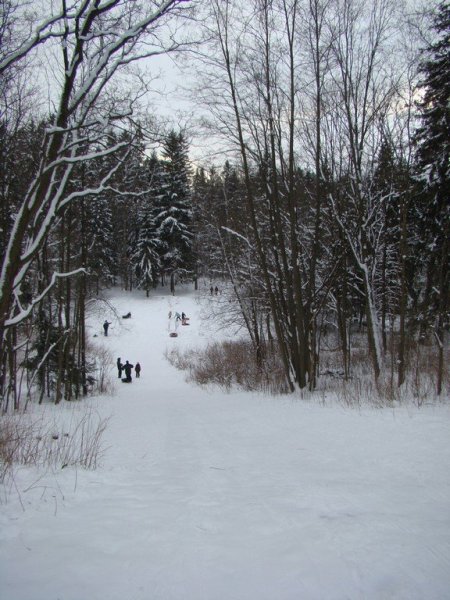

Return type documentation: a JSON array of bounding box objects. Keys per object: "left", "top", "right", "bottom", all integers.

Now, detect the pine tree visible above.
[
  {"left": 414, "top": 2, "right": 450, "bottom": 200},
  {"left": 85, "top": 194, "right": 116, "bottom": 291},
  {"left": 133, "top": 191, "right": 159, "bottom": 296},
  {"left": 191, "top": 166, "right": 222, "bottom": 280},
  {"left": 110, "top": 129, "right": 147, "bottom": 290},
  {"left": 191, "top": 166, "right": 208, "bottom": 285},
  {"left": 154, "top": 131, "right": 193, "bottom": 293},
  {"left": 413, "top": 1, "right": 450, "bottom": 393}
]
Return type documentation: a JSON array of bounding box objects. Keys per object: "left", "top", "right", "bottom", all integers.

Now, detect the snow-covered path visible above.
[{"left": 1, "top": 287, "right": 450, "bottom": 600}]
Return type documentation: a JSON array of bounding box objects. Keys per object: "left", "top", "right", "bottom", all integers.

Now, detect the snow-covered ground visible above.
[{"left": 1, "top": 286, "right": 450, "bottom": 600}]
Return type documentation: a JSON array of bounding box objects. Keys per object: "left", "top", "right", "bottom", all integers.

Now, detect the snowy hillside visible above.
[{"left": 1, "top": 286, "right": 449, "bottom": 600}]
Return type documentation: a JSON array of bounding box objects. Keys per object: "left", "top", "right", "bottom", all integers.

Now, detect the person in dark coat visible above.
[
  {"left": 214, "top": 286, "right": 218, "bottom": 295},
  {"left": 117, "top": 358, "right": 123, "bottom": 379},
  {"left": 103, "top": 320, "right": 111, "bottom": 336},
  {"left": 135, "top": 362, "right": 141, "bottom": 378},
  {"left": 122, "top": 360, "right": 134, "bottom": 382}
]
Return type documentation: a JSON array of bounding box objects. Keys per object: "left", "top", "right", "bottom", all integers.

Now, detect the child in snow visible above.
[{"left": 135, "top": 363, "right": 141, "bottom": 378}]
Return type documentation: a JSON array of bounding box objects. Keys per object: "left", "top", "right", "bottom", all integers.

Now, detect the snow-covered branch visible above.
[
  {"left": 220, "top": 226, "right": 252, "bottom": 248},
  {"left": 6, "top": 269, "right": 87, "bottom": 328}
]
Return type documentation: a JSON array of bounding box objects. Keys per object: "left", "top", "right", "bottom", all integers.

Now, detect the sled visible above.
[
  {"left": 169, "top": 332, "right": 178, "bottom": 338},
  {"left": 181, "top": 322, "right": 190, "bottom": 326}
]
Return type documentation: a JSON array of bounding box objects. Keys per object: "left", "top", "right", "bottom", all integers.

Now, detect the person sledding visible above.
[
  {"left": 122, "top": 360, "right": 134, "bottom": 382},
  {"left": 181, "top": 312, "right": 190, "bottom": 325}
]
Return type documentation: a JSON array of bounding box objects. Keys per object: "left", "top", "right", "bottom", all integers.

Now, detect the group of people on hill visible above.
[
  {"left": 102, "top": 319, "right": 141, "bottom": 382},
  {"left": 117, "top": 357, "right": 141, "bottom": 382},
  {"left": 168, "top": 310, "right": 190, "bottom": 329},
  {"left": 102, "top": 316, "right": 140, "bottom": 382},
  {"left": 210, "top": 286, "right": 219, "bottom": 296}
]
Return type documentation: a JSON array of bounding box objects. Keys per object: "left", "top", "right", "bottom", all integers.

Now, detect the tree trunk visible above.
[{"left": 397, "top": 193, "right": 408, "bottom": 387}]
